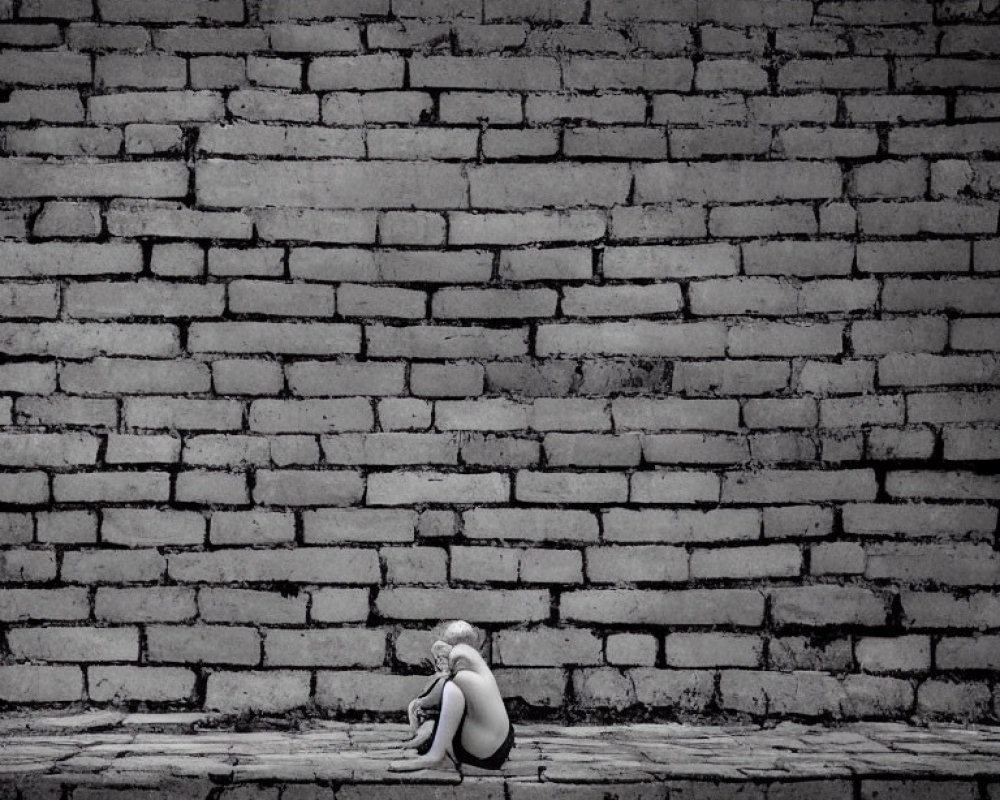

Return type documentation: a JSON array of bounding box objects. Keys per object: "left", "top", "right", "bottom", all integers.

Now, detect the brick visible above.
[
  {"left": 563, "top": 588, "right": 765, "bottom": 626},
  {"left": 89, "top": 666, "right": 196, "bottom": 702},
  {"left": 377, "top": 588, "right": 548, "bottom": 621},
  {"left": 199, "top": 588, "right": 307, "bottom": 624},
  {"left": 0, "top": 50, "right": 90, "bottom": 84},
  {"left": 0, "top": 588, "right": 89, "bottom": 621},
  {"left": 603, "top": 507, "right": 758, "bottom": 544},
  {"left": 609, "top": 205, "right": 706, "bottom": 240},
  {"left": 264, "top": 628, "right": 384, "bottom": 667},
  {"left": 691, "top": 544, "right": 801, "bottom": 579},
  {"left": 587, "top": 545, "right": 687, "bottom": 583},
  {"left": 460, "top": 434, "right": 539, "bottom": 466},
  {"left": 0, "top": 547, "right": 56, "bottom": 581},
  {"left": 902, "top": 590, "right": 1000, "bottom": 630},
  {"left": 367, "top": 325, "right": 527, "bottom": 358},
  {"left": 206, "top": 670, "right": 310, "bottom": 713},
  {"left": 228, "top": 89, "right": 319, "bottom": 121},
  {"left": 780, "top": 58, "right": 888, "bottom": 89},
  {"left": 251, "top": 469, "right": 362, "bottom": 506},
  {"left": 0, "top": 242, "right": 140, "bottom": 278},
  {"left": 867, "top": 427, "right": 936, "bottom": 460},
  {"left": 0, "top": 665, "right": 83, "bottom": 702},
  {"left": 124, "top": 398, "right": 242, "bottom": 431},
  {"left": 606, "top": 633, "right": 658, "bottom": 666},
  {"left": 0, "top": 514, "right": 32, "bottom": 545},
  {"left": 613, "top": 397, "right": 739, "bottom": 431},
  {"left": 665, "top": 633, "right": 763, "bottom": 667},
  {"left": 636, "top": 161, "right": 842, "bottom": 203},
  {"left": 152, "top": 243, "right": 204, "bottom": 277},
  {"left": 410, "top": 363, "right": 483, "bottom": 397},
  {"left": 860, "top": 200, "right": 998, "bottom": 236},
  {"left": 846, "top": 94, "right": 945, "bottom": 123},
  {"left": 744, "top": 240, "right": 854, "bottom": 277},
  {"left": 631, "top": 669, "right": 714, "bottom": 713},
  {"left": 630, "top": 471, "right": 720, "bottom": 503},
  {"left": 189, "top": 322, "right": 359, "bottom": 355},
  {"left": 953, "top": 318, "right": 1000, "bottom": 350},
  {"left": 451, "top": 546, "right": 519, "bottom": 583},
  {"left": 891, "top": 122, "right": 1000, "bottom": 154},
  {"left": 267, "top": 21, "right": 361, "bottom": 52},
  {"left": 0, "top": 89, "right": 83, "bottom": 123},
  {"left": 464, "top": 508, "right": 598, "bottom": 542},
  {"left": 8, "top": 626, "right": 138, "bottom": 662},
  {"left": 211, "top": 360, "right": 283, "bottom": 397},
  {"left": 103, "top": 434, "right": 179, "bottom": 463},
  {"left": 561, "top": 285, "right": 683, "bottom": 319},
  {"left": 15, "top": 395, "right": 116, "bottom": 427},
  {"left": 538, "top": 321, "right": 726, "bottom": 357},
  {"left": 723, "top": 469, "right": 876, "bottom": 503},
  {"left": 499, "top": 248, "right": 591, "bottom": 281},
  {"left": 229, "top": 280, "right": 334, "bottom": 317},
  {"left": 66, "top": 280, "right": 226, "bottom": 318},
  {"left": 293, "top": 249, "right": 492, "bottom": 283},
  {"left": 771, "top": 586, "right": 886, "bottom": 626},
  {"left": 368, "top": 128, "right": 478, "bottom": 160},
  {"left": 856, "top": 636, "right": 932, "bottom": 673},
  {"left": 0, "top": 432, "right": 97, "bottom": 467},
  {"left": 879, "top": 353, "right": 1000, "bottom": 387},
  {"left": 605, "top": 244, "right": 738, "bottom": 279},
  {"left": 851, "top": 159, "right": 928, "bottom": 198},
  {"left": 513, "top": 470, "right": 627, "bottom": 504},
  {"left": 36, "top": 510, "right": 97, "bottom": 544},
  {"left": 310, "top": 588, "right": 369, "bottom": 622},
  {"left": 440, "top": 91, "right": 521, "bottom": 124},
  {"left": 384, "top": 546, "right": 448, "bottom": 584},
  {"left": 572, "top": 668, "right": 636, "bottom": 709},
  {"left": 710, "top": 204, "right": 817, "bottom": 237},
  {"left": 811, "top": 542, "right": 866, "bottom": 575},
  {"left": 102, "top": 509, "right": 205, "bottom": 547},
  {"left": 798, "top": 360, "right": 875, "bottom": 395},
  {"left": 321, "top": 433, "right": 457, "bottom": 465},
  {"left": 944, "top": 426, "right": 1000, "bottom": 460},
  {"left": 95, "top": 54, "right": 186, "bottom": 89},
  {"left": 33, "top": 201, "right": 101, "bottom": 239},
  {"left": 469, "top": 164, "right": 630, "bottom": 209},
  {"left": 170, "top": 547, "right": 378, "bottom": 584},
  {"left": 916, "top": 679, "right": 992, "bottom": 720},
  {"left": 321, "top": 92, "right": 431, "bottom": 126},
  {"left": 671, "top": 360, "right": 789, "bottom": 397},
  {"left": 368, "top": 471, "right": 508, "bottom": 505},
  {"left": 247, "top": 56, "right": 302, "bottom": 88},
  {"left": 54, "top": 471, "right": 169, "bottom": 503},
  {"left": 433, "top": 288, "right": 557, "bottom": 319},
  {"left": 885, "top": 469, "right": 1000, "bottom": 500},
  {"left": 450, "top": 210, "right": 604, "bottom": 246},
  {"left": 546, "top": 433, "right": 640, "bottom": 466},
  {"left": 90, "top": 91, "right": 224, "bottom": 123},
  {"left": 378, "top": 398, "right": 432, "bottom": 430},
  {"left": 888, "top": 278, "right": 999, "bottom": 313},
  {"left": 411, "top": 56, "right": 559, "bottom": 89},
  {"left": 197, "top": 159, "right": 466, "bottom": 209},
  {"left": 287, "top": 362, "right": 405, "bottom": 397},
  {"left": 404, "top": 398, "right": 516, "bottom": 431},
  {"left": 820, "top": 395, "right": 905, "bottom": 428},
  {"left": 482, "top": 128, "right": 559, "bottom": 158},
  {"left": 200, "top": 125, "right": 364, "bottom": 159},
  {"left": 495, "top": 629, "right": 601, "bottom": 666},
  {"left": 378, "top": 211, "right": 445, "bottom": 246},
  {"left": 851, "top": 317, "right": 948, "bottom": 354},
  {"left": 315, "top": 670, "right": 427, "bottom": 712},
  {"left": 95, "top": 587, "right": 196, "bottom": 622},
  {"left": 484, "top": 360, "right": 577, "bottom": 396}
]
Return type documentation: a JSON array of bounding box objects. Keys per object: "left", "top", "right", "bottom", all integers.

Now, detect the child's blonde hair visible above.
[{"left": 442, "top": 619, "right": 480, "bottom": 649}]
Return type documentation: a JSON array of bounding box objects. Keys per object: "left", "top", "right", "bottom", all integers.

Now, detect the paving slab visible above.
[{"left": 1, "top": 713, "right": 999, "bottom": 798}]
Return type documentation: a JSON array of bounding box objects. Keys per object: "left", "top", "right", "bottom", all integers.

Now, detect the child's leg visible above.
[{"left": 388, "top": 682, "right": 465, "bottom": 771}]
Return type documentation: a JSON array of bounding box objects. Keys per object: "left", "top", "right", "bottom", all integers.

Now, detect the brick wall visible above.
[{"left": 1, "top": 0, "right": 999, "bottom": 723}]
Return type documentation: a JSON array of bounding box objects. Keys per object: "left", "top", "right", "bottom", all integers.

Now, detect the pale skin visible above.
[
  {"left": 388, "top": 643, "right": 510, "bottom": 772},
  {"left": 383, "top": 642, "right": 452, "bottom": 751}
]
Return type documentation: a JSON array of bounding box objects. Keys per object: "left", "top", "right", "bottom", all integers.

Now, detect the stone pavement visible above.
[{"left": 3, "top": 712, "right": 1000, "bottom": 799}]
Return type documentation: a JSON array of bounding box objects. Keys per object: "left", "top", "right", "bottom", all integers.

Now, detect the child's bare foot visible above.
[{"left": 387, "top": 755, "right": 452, "bottom": 772}]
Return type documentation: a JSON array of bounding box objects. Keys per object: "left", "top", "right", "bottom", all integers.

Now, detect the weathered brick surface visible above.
[{"left": 0, "top": 0, "right": 997, "bottom": 723}]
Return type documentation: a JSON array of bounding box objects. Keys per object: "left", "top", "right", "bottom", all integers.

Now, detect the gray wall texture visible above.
[{"left": 0, "top": 0, "right": 999, "bottom": 723}]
